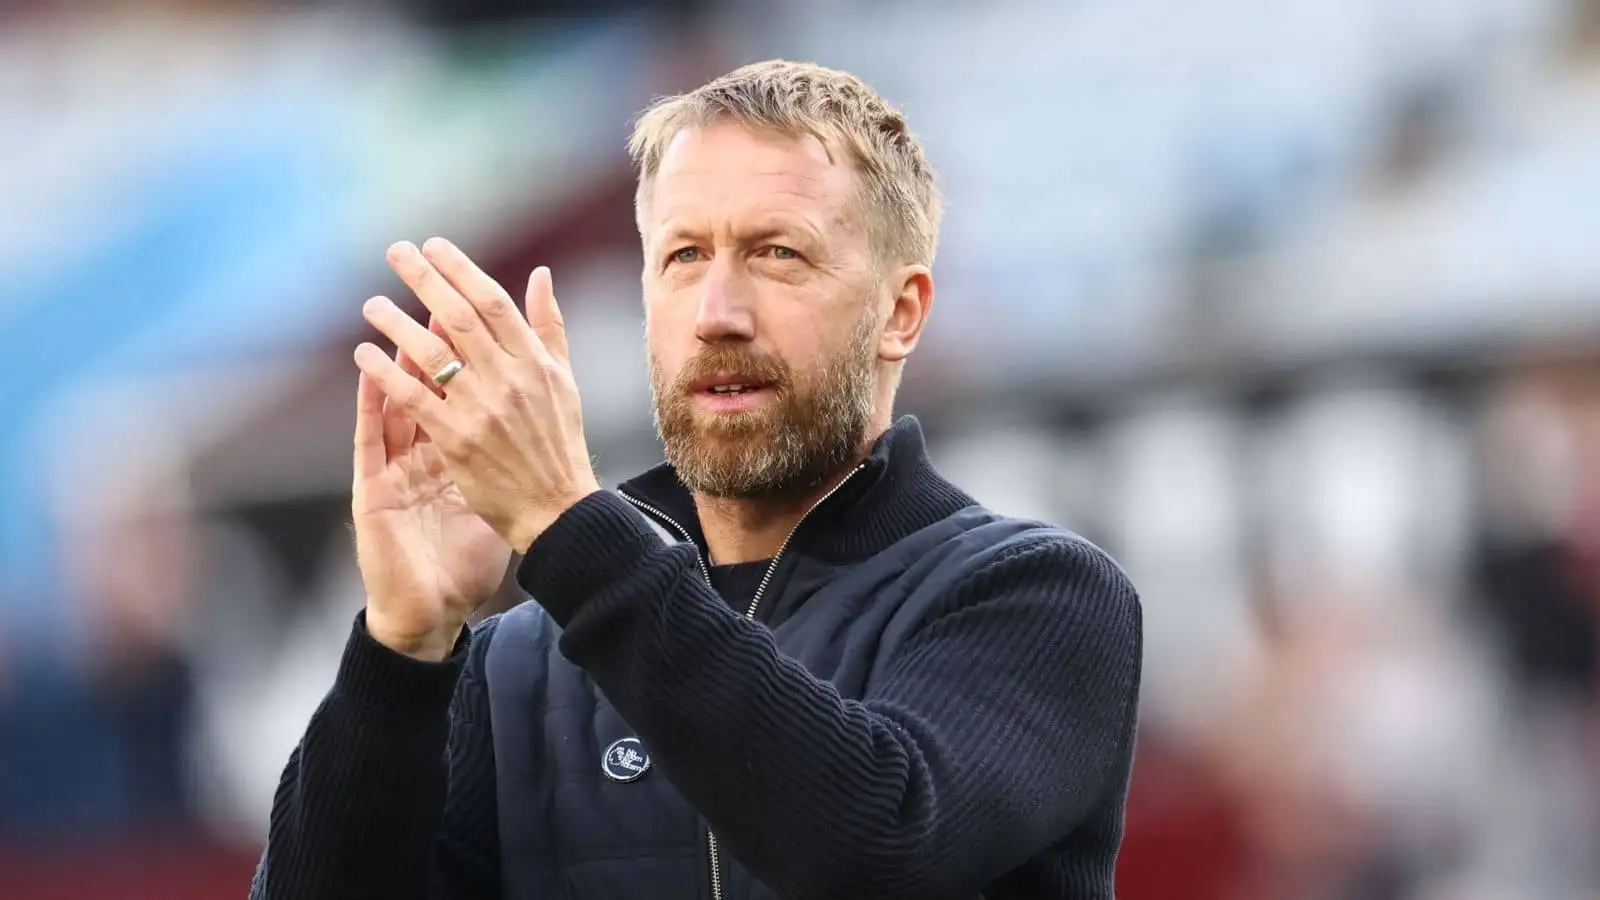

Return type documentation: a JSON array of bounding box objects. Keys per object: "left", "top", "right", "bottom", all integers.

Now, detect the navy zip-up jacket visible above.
[{"left": 251, "top": 417, "right": 1143, "bottom": 899}]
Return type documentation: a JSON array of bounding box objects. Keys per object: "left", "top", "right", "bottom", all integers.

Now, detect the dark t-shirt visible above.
[{"left": 707, "top": 560, "right": 771, "bottom": 615}]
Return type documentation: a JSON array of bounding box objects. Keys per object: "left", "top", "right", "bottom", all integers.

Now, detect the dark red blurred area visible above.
[
  {"left": 1116, "top": 741, "right": 1249, "bottom": 900},
  {"left": 0, "top": 836, "right": 260, "bottom": 900}
]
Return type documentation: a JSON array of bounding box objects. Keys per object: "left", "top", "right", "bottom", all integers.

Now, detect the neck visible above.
[
  {"left": 693, "top": 493, "right": 819, "bottom": 566},
  {"left": 694, "top": 424, "right": 887, "bottom": 564}
]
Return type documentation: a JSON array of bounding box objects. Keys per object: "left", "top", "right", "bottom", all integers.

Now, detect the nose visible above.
[{"left": 693, "top": 258, "right": 756, "bottom": 344}]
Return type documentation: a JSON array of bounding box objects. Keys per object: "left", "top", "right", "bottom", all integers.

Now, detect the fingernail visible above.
[{"left": 422, "top": 236, "right": 451, "bottom": 256}]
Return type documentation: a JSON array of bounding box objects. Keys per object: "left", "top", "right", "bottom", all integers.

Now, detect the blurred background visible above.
[{"left": 3, "top": 0, "right": 1600, "bottom": 897}]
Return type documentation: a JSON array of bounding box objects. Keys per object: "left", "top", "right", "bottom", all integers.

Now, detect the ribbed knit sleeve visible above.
[
  {"left": 249, "top": 611, "right": 502, "bottom": 900},
  {"left": 519, "top": 490, "right": 1143, "bottom": 900}
]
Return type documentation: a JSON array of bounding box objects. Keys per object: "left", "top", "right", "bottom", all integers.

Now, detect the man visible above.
[{"left": 251, "top": 60, "right": 1142, "bottom": 900}]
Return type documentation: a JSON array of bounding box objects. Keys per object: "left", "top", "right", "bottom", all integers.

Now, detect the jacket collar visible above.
[{"left": 616, "top": 415, "right": 976, "bottom": 564}]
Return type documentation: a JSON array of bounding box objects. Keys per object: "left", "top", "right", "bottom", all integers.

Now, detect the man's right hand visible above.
[{"left": 351, "top": 339, "right": 512, "bottom": 662}]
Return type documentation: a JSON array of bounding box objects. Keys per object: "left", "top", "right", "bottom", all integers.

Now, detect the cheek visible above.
[
  {"left": 643, "top": 280, "right": 698, "bottom": 329},
  {"left": 644, "top": 313, "right": 692, "bottom": 376},
  {"left": 762, "top": 324, "right": 825, "bottom": 377}
]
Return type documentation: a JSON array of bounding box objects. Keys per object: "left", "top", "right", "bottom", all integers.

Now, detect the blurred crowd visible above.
[{"left": 4, "top": 0, "right": 1600, "bottom": 898}]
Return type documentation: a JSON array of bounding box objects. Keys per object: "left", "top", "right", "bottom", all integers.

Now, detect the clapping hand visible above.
[{"left": 356, "top": 238, "right": 601, "bottom": 556}]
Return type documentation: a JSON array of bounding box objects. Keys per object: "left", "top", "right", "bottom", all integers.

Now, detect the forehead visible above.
[{"left": 644, "top": 122, "right": 863, "bottom": 235}]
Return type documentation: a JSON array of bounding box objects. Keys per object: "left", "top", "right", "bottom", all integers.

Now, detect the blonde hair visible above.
[{"left": 628, "top": 60, "right": 942, "bottom": 267}]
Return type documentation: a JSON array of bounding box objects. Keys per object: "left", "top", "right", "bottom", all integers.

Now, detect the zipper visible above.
[
  {"left": 619, "top": 462, "right": 867, "bottom": 900},
  {"left": 616, "top": 493, "right": 713, "bottom": 585},
  {"left": 738, "top": 462, "right": 866, "bottom": 620}
]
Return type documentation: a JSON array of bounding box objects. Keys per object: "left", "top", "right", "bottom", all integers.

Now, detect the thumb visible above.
[
  {"left": 353, "top": 372, "right": 387, "bottom": 480},
  {"left": 524, "top": 266, "right": 569, "bottom": 364}
]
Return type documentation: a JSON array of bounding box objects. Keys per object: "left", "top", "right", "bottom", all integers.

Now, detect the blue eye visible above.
[
  {"left": 769, "top": 246, "right": 799, "bottom": 260},
  {"left": 671, "top": 247, "right": 701, "bottom": 264}
]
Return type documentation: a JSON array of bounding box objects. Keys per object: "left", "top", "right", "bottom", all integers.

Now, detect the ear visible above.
[{"left": 878, "top": 264, "right": 934, "bottom": 363}]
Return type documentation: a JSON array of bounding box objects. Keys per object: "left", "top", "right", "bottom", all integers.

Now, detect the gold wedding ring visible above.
[{"left": 432, "top": 359, "right": 465, "bottom": 387}]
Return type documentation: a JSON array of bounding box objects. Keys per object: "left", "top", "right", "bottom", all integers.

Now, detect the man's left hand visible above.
[{"left": 354, "top": 237, "right": 601, "bottom": 554}]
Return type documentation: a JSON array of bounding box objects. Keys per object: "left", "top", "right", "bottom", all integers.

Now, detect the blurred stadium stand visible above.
[{"left": 5, "top": 0, "right": 1600, "bottom": 897}]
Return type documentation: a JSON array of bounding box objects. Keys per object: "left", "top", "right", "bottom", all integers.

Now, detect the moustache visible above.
[{"left": 672, "top": 344, "right": 791, "bottom": 394}]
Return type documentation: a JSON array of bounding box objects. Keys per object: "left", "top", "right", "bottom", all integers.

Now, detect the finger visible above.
[
  {"left": 428, "top": 315, "right": 458, "bottom": 354},
  {"left": 354, "top": 372, "right": 387, "bottom": 479},
  {"left": 396, "top": 344, "right": 443, "bottom": 398},
  {"left": 397, "top": 344, "right": 423, "bottom": 378},
  {"left": 401, "top": 323, "right": 459, "bottom": 397},
  {"left": 420, "top": 237, "right": 535, "bottom": 356},
  {"left": 387, "top": 241, "right": 502, "bottom": 368},
  {"left": 409, "top": 321, "right": 458, "bottom": 442},
  {"left": 362, "top": 296, "right": 472, "bottom": 394},
  {"left": 354, "top": 342, "right": 456, "bottom": 440},
  {"left": 384, "top": 348, "right": 420, "bottom": 452},
  {"left": 524, "top": 266, "right": 569, "bottom": 364}
]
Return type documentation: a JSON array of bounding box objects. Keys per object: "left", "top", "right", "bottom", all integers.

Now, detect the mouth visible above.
[
  {"left": 689, "top": 373, "right": 775, "bottom": 394},
  {"left": 688, "top": 373, "right": 777, "bottom": 412}
]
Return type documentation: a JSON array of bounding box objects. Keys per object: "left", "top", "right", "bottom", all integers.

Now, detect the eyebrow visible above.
[
  {"left": 655, "top": 220, "right": 823, "bottom": 249},
  {"left": 744, "top": 222, "right": 823, "bottom": 247}
]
